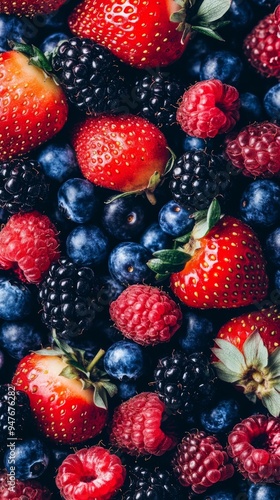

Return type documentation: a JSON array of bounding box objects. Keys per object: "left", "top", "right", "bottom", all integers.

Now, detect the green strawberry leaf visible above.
[
  {"left": 191, "top": 26, "right": 225, "bottom": 41},
  {"left": 93, "top": 385, "right": 108, "bottom": 410},
  {"left": 194, "top": 0, "right": 231, "bottom": 24},
  {"left": 212, "top": 338, "right": 247, "bottom": 373},
  {"left": 59, "top": 365, "right": 80, "bottom": 380},
  {"left": 147, "top": 259, "right": 186, "bottom": 274},
  {"left": 192, "top": 199, "right": 221, "bottom": 239},
  {"left": 207, "top": 198, "right": 221, "bottom": 230},
  {"left": 262, "top": 390, "right": 280, "bottom": 417},
  {"left": 174, "top": 231, "right": 192, "bottom": 245},
  {"left": 155, "top": 273, "right": 170, "bottom": 282},
  {"left": 243, "top": 330, "right": 268, "bottom": 369},
  {"left": 152, "top": 249, "right": 190, "bottom": 265}
]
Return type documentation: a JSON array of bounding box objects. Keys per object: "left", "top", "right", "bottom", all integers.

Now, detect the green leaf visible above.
[
  {"left": 207, "top": 198, "right": 221, "bottom": 231},
  {"left": 212, "top": 362, "right": 241, "bottom": 383},
  {"left": 194, "top": 0, "right": 231, "bottom": 24},
  {"left": 262, "top": 389, "right": 280, "bottom": 417},
  {"left": 191, "top": 26, "right": 225, "bottom": 41},
  {"left": 155, "top": 273, "right": 170, "bottom": 282},
  {"left": 93, "top": 385, "right": 108, "bottom": 410},
  {"left": 170, "top": 9, "right": 187, "bottom": 23},
  {"left": 174, "top": 232, "right": 192, "bottom": 245},
  {"left": 268, "top": 347, "right": 280, "bottom": 378},
  {"left": 164, "top": 148, "right": 177, "bottom": 176},
  {"left": 147, "top": 259, "right": 187, "bottom": 275},
  {"left": 34, "top": 348, "right": 63, "bottom": 356},
  {"left": 59, "top": 365, "right": 80, "bottom": 380},
  {"left": 152, "top": 249, "right": 189, "bottom": 266},
  {"left": 212, "top": 338, "right": 246, "bottom": 373},
  {"left": 243, "top": 330, "right": 268, "bottom": 369},
  {"left": 191, "top": 219, "right": 210, "bottom": 239}
]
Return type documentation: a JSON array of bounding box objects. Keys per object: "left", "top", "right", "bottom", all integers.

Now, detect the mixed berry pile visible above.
[{"left": 0, "top": 0, "right": 280, "bottom": 498}]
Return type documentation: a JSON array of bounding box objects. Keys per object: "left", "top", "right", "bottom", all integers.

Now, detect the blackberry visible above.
[
  {"left": 0, "top": 384, "right": 33, "bottom": 447},
  {"left": 154, "top": 351, "right": 216, "bottom": 417},
  {"left": 0, "top": 158, "right": 49, "bottom": 215},
  {"left": 38, "top": 257, "right": 101, "bottom": 339},
  {"left": 121, "top": 464, "right": 183, "bottom": 500},
  {"left": 133, "top": 71, "right": 186, "bottom": 130},
  {"left": 169, "top": 150, "right": 235, "bottom": 211},
  {"left": 51, "top": 37, "right": 128, "bottom": 114}
]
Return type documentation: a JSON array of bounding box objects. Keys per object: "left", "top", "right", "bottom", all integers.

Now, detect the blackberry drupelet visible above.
[
  {"left": 51, "top": 37, "right": 128, "bottom": 114},
  {"left": 0, "top": 158, "right": 49, "bottom": 215},
  {"left": 169, "top": 150, "right": 235, "bottom": 211},
  {"left": 154, "top": 351, "right": 216, "bottom": 417},
  {"left": 133, "top": 71, "right": 186, "bottom": 130},
  {"left": 0, "top": 384, "right": 33, "bottom": 447},
  {"left": 122, "top": 464, "right": 183, "bottom": 499},
  {"left": 38, "top": 257, "right": 101, "bottom": 339}
]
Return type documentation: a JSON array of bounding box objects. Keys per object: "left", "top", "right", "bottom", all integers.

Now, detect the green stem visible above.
[{"left": 86, "top": 349, "right": 105, "bottom": 373}]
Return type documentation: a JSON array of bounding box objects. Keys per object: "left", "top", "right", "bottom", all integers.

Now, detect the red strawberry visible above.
[
  {"left": 0, "top": 0, "right": 67, "bottom": 16},
  {"left": 12, "top": 340, "right": 117, "bottom": 445},
  {"left": 68, "top": 0, "right": 231, "bottom": 69},
  {"left": 211, "top": 306, "right": 280, "bottom": 417},
  {"left": 0, "top": 43, "right": 68, "bottom": 162},
  {"left": 148, "top": 200, "right": 269, "bottom": 309},
  {"left": 55, "top": 446, "right": 126, "bottom": 500},
  {"left": 71, "top": 114, "right": 170, "bottom": 202}
]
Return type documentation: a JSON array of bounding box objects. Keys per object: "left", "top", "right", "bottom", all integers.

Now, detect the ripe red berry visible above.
[
  {"left": 110, "top": 392, "right": 178, "bottom": 456},
  {"left": 176, "top": 79, "right": 240, "bottom": 139},
  {"left": 109, "top": 284, "right": 182, "bottom": 346},
  {"left": 172, "top": 430, "right": 234, "bottom": 493},
  {"left": 225, "top": 121, "right": 280, "bottom": 177},
  {"left": 0, "top": 472, "right": 52, "bottom": 499},
  {"left": 0, "top": 211, "right": 60, "bottom": 284},
  {"left": 55, "top": 446, "right": 126, "bottom": 500},
  {"left": 227, "top": 414, "right": 280, "bottom": 483}
]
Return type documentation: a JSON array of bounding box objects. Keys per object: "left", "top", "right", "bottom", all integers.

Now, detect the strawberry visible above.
[
  {"left": 147, "top": 199, "right": 269, "bottom": 309},
  {"left": 0, "top": 43, "right": 68, "bottom": 162},
  {"left": 12, "top": 336, "right": 117, "bottom": 445},
  {"left": 71, "top": 114, "right": 171, "bottom": 203},
  {"left": 0, "top": 0, "right": 67, "bottom": 16},
  {"left": 211, "top": 306, "right": 280, "bottom": 417},
  {"left": 68, "top": 0, "right": 231, "bottom": 69}
]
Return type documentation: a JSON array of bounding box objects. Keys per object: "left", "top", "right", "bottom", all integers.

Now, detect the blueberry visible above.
[
  {"left": 0, "top": 275, "right": 32, "bottom": 320},
  {"left": 264, "top": 83, "right": 280, "bottom": 122},
  {"left": 248, "top": 483, "right": 280, "bottom": 500},
  {"left": 102, "top": 196, "right": 148, "bottom": 241},
  {"left": 37, "top": 142, "right": 79, "bottom": 183},
  {"left": 182, "top": 135, "right": 210, "bottom": 152},
  {"left": 177, "top": 311, "right": 214, "bottom": 353},
  {"left": 158, "top": 200, "right": 194, "bottom": 237},
  {"left": 97, "top": 275, "right": 125, "bottom": 306},
  {"left": 202, "top": 490, "right": 235, "bottom": 500},
  {"left": 182, "top": 36, "right": 212, "bottom": 81},
  {"left": 0, "top": 321, "right": 44, "bottom": 360},
  {"left": 58, "top": 178, "right": 99, "bottom": 224},
  {"left": 227, "top": 0, "right": 254, "bottom": 31},
  {"left": 108, "top": 242, "right": 153, "bottom": 285},
  {"left": 199, "top": 50, "right": 244, "bottom": 86},
  {"left": 0, "top": 14, "right": 33, "bottom": 52},
  {"left": 239, "top": 180, "right": 280, "bottom": 229},
  {"left": 116, "top": 380, "right": 138, "bottom": 400},
  {"left": 200, "top": 398, "right": 240, "bottom": 434},
  {"left": 4, "top": 438, "right": 50, "bottom": 480},
  {"left": 66, "top": 224, "right": 110, "bottom": 266},
  {"left": 40, "top": 32, "right": 69, "bottom": 53},
  {"left": 266, "top": 227, "right": 280, "bottom": 267},
  {"left": 104, "top": 340, "right": 145, "bottom": 380},
  {"left": 240, "top": 92, "right": 264, "bottom": 124},
  {"left": 140, "top": 222, "right": 172, "bottom": 254}
]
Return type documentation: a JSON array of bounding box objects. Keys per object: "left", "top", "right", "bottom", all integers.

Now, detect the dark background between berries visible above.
[{"left": 0, "top": 0, "right": 280, "bottom": 498}]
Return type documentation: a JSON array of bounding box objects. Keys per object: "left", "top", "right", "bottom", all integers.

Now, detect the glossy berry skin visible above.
[
  {"left": 116, "top": 380, "right": 138, "bottom": 400},
  {"left": 103, "top": 340, "right": 145, "bottom": 381},
  {"left": 264, "top": 83, "right": 280, "bottom": 122},
  {"left": 227, "top": 0, "right": 254, "bottom": 32},
  {"left": 39, "top": 32, "right": 69, "bottom": 54},
  {"left": 58, "top": 177, "right": 99, "bottom": 224},
  {"left": 55, "top": 446, "right": 126, "bottom": 500},
  {"left": 239, "top": 92, "right": 264, "bottom": 125},
  {"left": 170, "top": 216, "right": 269, "bottom": 309},
  {"left": 266, "top": 227, "right": 280, "bottom": 267},
  {"left": 177, "top": 311, "right": 214, "bottom": 353},
  {"left": 102, "top": 196, "right": 148, "bottom": 241},
  {"left": 0, "top": 0, "right": 67, "bottom": 16},
  {"left": 199, "top": 50, "right": 244, "bottom": 86},
  {"left": 66, "top": 224, "right": 110, "bottom": 266},
  {"left": 140, "top": 222, "right": 172, "bottom": 254},
  {"left": 0, "top": 14, "right": 31, "bottom": 52},
  {"left": 0, "top": 473, "right": 52, "bottom": 499},
  {"left": 108, "top": 242, "right": 153, "bottom": 286},
  {"left": 3, "top": 438, "right": 50, "bottom": 480},
  {"left": 0, "top": 275, "right": 32, "bottom": 321},
  {"left": 0, "top": 321, "right": 44, "bottom": 360},
  {"left": 158, "top": 201, "right": 194, "bottom": 237},
  {"left": 110, "top": 392, "right": 177, "bottom": 456},
  {"left": 37, "top": 141, "right": 79, "bottom": 183},
  {"left": 12, "top": 352, "right": 108, "bottom": 444},
  {"left": 239, "top": 180, "right": 280, "bottom": 229},
  {"left": 71, "top": 114, "right": 170, "bottom": 194},
  {"left": 200, "top": 399, "right": 241, "bottom": 434},
  {"left": 248, "top": 483, "right": 280, "bottom": 500},
  {"left": 0, "top": 50, "right": 68, "bottom": 161},
  {"left": 176, "top": 79, "right": 240, "bottom": 139}
]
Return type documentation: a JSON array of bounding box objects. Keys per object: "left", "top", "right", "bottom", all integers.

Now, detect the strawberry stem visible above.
[{"left": 86, "top": 349, "right": 105, "bottom": 373}]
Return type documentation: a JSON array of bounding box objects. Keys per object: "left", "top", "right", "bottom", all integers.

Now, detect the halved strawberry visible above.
[
  {"left": 12, "top": 335, "right": 117, "bottom": 445},
  {"left": 0, "top": 43, "right": 68, "bottom": 162},
  {"left": 0, "top": 0, "right": 67, "bottom": 16},
  {"left": 211, "top": 307, "right": 280, "bottom": 417},
  {"left": 148, "top": 200, "right": 269, "bottom": 309}
]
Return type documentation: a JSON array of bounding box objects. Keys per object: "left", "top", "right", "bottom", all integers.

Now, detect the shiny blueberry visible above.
[
  {"left": 227, "top": 0, "right": 254, "bottom": 32},
  {"left": 264, "top": 83, "right": 280, "bottom": 122},
  {"left": 199, "top": 50, "right": 244, "bottom": 86},
  {"left": 97, "top": 275, "right": 125, "bottom": 306},
  {"left": 108, "top": 242, "right": 152, "bottom": 285},
  {"left": 177, "top": 311, "right": 214, "bottom": 353},
  {"left": 239, "top": 180, "right": 280, "bottom": 229},
  {"left": 40, "top": 32, "right": 69, "bottom": 53},
  {"left": 37, "top": 141, "right": 79, "bottom": 183},
  {"left": 0, "top": 321, "right": 44, "bottom": 360},
  {"left": 4, "top": 438, "right": 50, "bottom": 480},
  {"left": 116, "top": 380, "right": 138, "bottom": 400},
  {"left": 201, "top": 490, "right": 235, "bottom": 500},
  {"left": 66, "top": 224, "right": 110, "bottom": 266},
  {"left": 266, "top": 227, "right": 280, "bottom": 267},
  {"left": 248, "top": 483, "right": 280, "bottom": 500},
  {"left": 239, "top": 92, "right": 264, "bottom": 124},
  {"left": 0, "top": 275, "right": 32, "bottom": 321},
  {"left": 200, "top": 398, "right": 240, "bottom": 434},
  {"left": 140, "top": 222, "right": 172, "bottom": 254},
  {"left": 182, "top": 36, "right": 212, "bottom": 81},
  {"left": 58, "top": 178, "right": 99, "bottom": 224},
  {"left": 0, "top": 14, "right": 32, "bottom": 52},
  {"left": 182, "top": 135, "right": 209, "bottom": 152},
  {"left": 102, "top": 196, "right": 148, "bottom": 241},
  {"left": 158, "top": 200, "right": 194, "bottom": 237},
  {"left": 104, "top": 340, "right": 145, "bottom": 381}
]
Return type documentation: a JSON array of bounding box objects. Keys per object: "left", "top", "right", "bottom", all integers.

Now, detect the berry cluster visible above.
[{"left": 0, "top": 1, "right": 279, "bottom": 499}]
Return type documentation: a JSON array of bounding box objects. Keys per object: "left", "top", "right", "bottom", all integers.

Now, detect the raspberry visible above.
[
  {"left": 227, "top": 414, "right": 280, "bottom": 484},
  {"left": 172, "top": 431, "right": 234, "bottom": 494},
  {"left": 0, "top": 211, "right": 60, "bottom": 284},
  {"left": 109, "top": 392, "right": 178, "bottom": 456},
  {"left": 225, "top": 122, "right": 280, "bottom": 177},
  {"left": 176, "top": 79, "right": 240, "bottom": 139},
  {"left": 0, "top": 472, "right": 52, "bottom": 499},
  {"left": 55, "top": 446, "right": 126, "bottom": 500},
  {"left": 109, "top": 284, "right": 182, "bottom": 346},
  {"left": 243, "top": 6, "right": 280, "bottom": 79}
]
